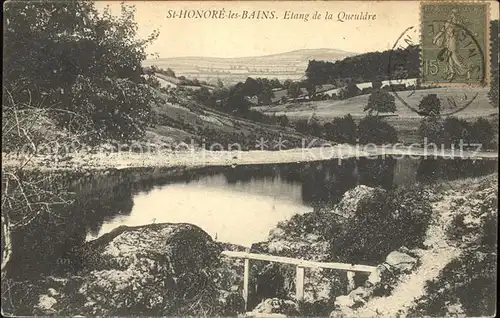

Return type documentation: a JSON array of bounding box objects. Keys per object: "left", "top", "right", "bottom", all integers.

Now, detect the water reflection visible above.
[{"left": 6, "top": 157, "right": 497, "bottom": 279}]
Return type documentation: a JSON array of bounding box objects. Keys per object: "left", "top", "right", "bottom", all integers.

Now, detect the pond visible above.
[{"left": 6, "top": 156, "right": 498, "bottom": 279}]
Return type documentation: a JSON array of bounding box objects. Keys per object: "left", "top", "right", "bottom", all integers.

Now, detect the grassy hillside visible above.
[
  {"left": 252, "top": 87, "right": 499, "bottom": 144},
  {"left": 146, "top": 88, "right": 319, "bottom": 150}
]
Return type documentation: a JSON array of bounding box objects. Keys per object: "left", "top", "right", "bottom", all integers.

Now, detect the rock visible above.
[
  {"left": 47, "top": 288, "right": 59, "bottom": 297},
  {"left": 35, "top": 295, "right": 57, "bottom": 314},
  {"left": 251, "top": 298, "right": 298, "bottom": 316},
  {"left": 349, "top": 285, "right": 372, "bottom": 305},
  {"left": 366, "top": 264, "right": 388, "bottom": 286},
  {"left": 332, "top": 185, "right": 386, "bottom": 220},
  {"left": 77, "top": 223, "right": 229, "bottom": 316},
  {"left": 334, "top": 295, "right": 355, "bottom": 308},
  {"left": 385, "top": 251, "right": 417, "bottom": 272}
]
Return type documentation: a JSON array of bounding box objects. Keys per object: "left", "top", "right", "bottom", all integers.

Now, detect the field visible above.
[{"left": 253, "top": 87, "right": 499, "bottom": 144}]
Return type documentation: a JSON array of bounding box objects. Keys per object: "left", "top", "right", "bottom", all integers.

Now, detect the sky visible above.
[{"left": 95, "top": 1, "right": 499, "bottom": 59}]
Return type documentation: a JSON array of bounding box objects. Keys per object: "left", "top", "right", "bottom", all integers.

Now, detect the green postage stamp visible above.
[{"left": 421, "top": 1, "right": 490, "bottom": 86}]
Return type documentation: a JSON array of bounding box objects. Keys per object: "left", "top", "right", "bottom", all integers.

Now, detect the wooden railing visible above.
[{"left": 221, "top": 251, "right": 376, "bottom": 311}]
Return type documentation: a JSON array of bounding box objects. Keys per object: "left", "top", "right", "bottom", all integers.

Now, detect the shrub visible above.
[
  {"left": 409, "top": 176, "right": 497, "bottom": 317},
  {"left": 470, "top": 117, "right": 496, "bottom": 150},
  {"left": 443, "top": 116, "right": 470, "bottom": 147},
  {"left": 418, "top": 94, "right": 441, "bottom": 116},
  {"left": 293, "top": 117, "right": 323, "bottom": 137},
  {"left": 358, "top": 115, "right": 398, "bottom": 144},
  {"left": 324, "top": 114, "right": 357, "bottom": 144},
  {"left": 418, "top": 115, "right": 444, "bottom": 144},
  {"left": 364, "top": 89, "right": 396, "bottom": 116},
  {"left": 331, "top": 185, "right": 433, "bottom": 263}
]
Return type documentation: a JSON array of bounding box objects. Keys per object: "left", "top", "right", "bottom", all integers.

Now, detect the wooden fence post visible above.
[
  {"left": 296, "top": 266, "right": 305, "bottom": 302},
  {"left": 346, "top": 271, "right": 355, "bottom": 293},
  {"left": 243, "top": 258, "right": 250, "bottom": 311}
]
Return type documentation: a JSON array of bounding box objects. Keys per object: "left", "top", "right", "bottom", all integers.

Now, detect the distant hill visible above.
[{"left": 143, "top": 49, "right": 356, "bottom": 85}]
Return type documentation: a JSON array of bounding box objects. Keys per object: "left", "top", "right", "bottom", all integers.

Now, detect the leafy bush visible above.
[
  {"left": 443, "top": 117, "right": 470, "bottom": 147},
  {"left": 3, "top": 1, "right": 159, "bottom": 144},
  {"left": 418, "top": 115, "right": 444, "bottom": 144},
  {"left": 357, "top": 115, "right": 398, "bottom": 144},
  {"left": 324, "top": 114, "right": 357, "bottom": 144},
  {"left": 470, "top": 117, "right": 496, "bottom": 150},
  {"left": 293, "top": 117, "right": 323, "bottom": 137},
  {"left": 67, "top": 77, "right": 157, "bottom": 143},
  {"left": 418, "top": 94, "right": 441, "bottom": 116},
  {"left": 364, "top": 89, "right": 396, "bottom": 115},
  {"left": 331, "top": 185, "right": 433, "bottom": 264},
  {"left": 409, "top": 176, "right": 497, "bottom": 317}
]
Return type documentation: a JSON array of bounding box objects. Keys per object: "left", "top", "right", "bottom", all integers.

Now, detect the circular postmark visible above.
[{"left": 388, "top": 21, "right": 487, "bottom": 117}]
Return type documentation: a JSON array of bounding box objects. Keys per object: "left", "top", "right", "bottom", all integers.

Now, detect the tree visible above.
[
  {"left": 358, "top": 115, "right": 398, "bottom": 144},
  {"left": 287, "top": 82, "right": 302, "bottom": 99},
  {"left": 283, "top": 79, "right": 293, "bottom": 90},
  {"left": 165, "top": 68, "right": 176, "bottom": 78},
  {"left": 305, "top": 81, "right": 317, "bottom": 98},
  {"left": 344, "top": 81, "right": 361, "bottom": 99},
  {"left": 418, "top": 94, "right": 441, "bottom": 116},
  {"left": 3, "top": 1, "right": 160, "bottom": 143},
  {"left": 443, "top": 117, "right": 470, "bottom": 147},
  {"left": 418, "top": 115, "right": 444, "bottom": 144},
  {"left": 217, "top": 79, "right": 224, "bottom": 88},
  {"left": 470, "top": 117, "right": 496, "bottom": 150},
  {"left": 257, "top": 87, "right": 275, "bottom": 105},
  {"left": 324, "top": 114, "right": 357, "bottom": 144},
  {"left": 364, "top": 89, "right": 397, "bottom": 116},
  {"left": 270, "top": 78, "right": 282, "bottom": 89},
  {"left": 308, "top": 115, "right": 323, "bottom": 137},
  {"left": 372, "top": 80, "right": 383, "bottom": 90}
]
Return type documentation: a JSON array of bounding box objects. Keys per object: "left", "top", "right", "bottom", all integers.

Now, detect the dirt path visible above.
[{"left": 353, "top": 189, "right": 465, "bottom": 317}]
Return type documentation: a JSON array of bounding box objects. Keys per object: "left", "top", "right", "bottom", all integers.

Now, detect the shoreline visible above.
[{"left": 2, "top": 145, "right": 497, "bottom": 172}]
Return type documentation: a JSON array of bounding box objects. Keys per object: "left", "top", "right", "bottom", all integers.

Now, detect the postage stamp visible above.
[{"left": 420, "top": 1, "right": 490, "bottom": 86}]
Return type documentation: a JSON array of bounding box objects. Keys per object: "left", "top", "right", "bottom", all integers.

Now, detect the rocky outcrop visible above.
[
  {"left": 248, "top": 298, "right": 299, "bottom": 316},
  {"left": 246, "top": 185, "right": 387, "bottom": 311},
  {"left": 330, "top": 185, "right": 387, "bottom": 221},
  {"left": 331, "top": 248, "right": 419, "bottom": 316},
  {"left": 28, "top": 223, "right": 244, "bottom": 316}
]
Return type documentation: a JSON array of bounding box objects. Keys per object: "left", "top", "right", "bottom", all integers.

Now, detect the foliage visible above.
[
  {"left": 372, "top": 80, "right": 383, "bottom": 90},
  {"left": 323, "top": 114, "right": 357, "bottom": 143},
  {"left": 357, "top": 116, "right": 398, "bottom": 144},
  {"left": 364, "top": 89, "right": 396, "bottom": 115},
  {"left": 305, "top": 45, "right": 419, "bottom": 85},
  {"left": 149, "top": 65, "right": 176, "bottom": 78},
  {"left": 193, "top": 87, "right": 217, "bottom": 108},
  {"left": 489, "top": 20, "right": 499, "bottom": 108},
  {"left": 68, "top": 77, "right": 156, "bottom": 142},
  {"left": 258, "top": 86, "right": 275, "bottom": 105},
  {"left": 443, "top": 117, "right": 470, "bottom": 147},
  {"left": 470, "top": 117, "right": 496, "bottom": 150},
  {"left": 331, "top": 185, "right": 433, "bottom": 264},
  {"left": 293, "top": 117, "right": 323, "bottom": 137},
  {"left": 418, "top": 115, "right": 444, "bottom": 144},
  {"left": 410, "top": 178, "right": 497, "bottom": 317},
  {"left": 418, "top": 94, "right": 441, "bottom": 116},
  {"left": 287, "top": 82, "right": 302, "bottom": 99},
  {"left": 3, "top": 1, "right": 159, "bottom": 143},
  {"left": 343, "top": 82, "right": 361, "bottom": 99}
]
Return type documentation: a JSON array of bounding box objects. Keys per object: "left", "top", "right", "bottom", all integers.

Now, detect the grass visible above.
[
  {"left": 252, "top": 87, "right": 498, "bottom": 144},
  {"left": 254, "top": 87, "right": 497, "bottom": 120}
]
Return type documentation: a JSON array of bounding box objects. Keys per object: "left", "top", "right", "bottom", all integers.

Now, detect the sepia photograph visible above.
[{"left": 2, "top": 0, "right": 499, "bottom": 316}]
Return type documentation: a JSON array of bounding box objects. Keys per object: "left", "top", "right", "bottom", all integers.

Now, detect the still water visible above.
[
  {"left": 7, "top": 157, "right": 497, "bottom": 278},
  {"left": 86, "top": 174, "right": 309, "bottom": 246}
]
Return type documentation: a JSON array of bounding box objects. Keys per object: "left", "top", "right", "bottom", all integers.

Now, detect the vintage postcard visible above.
[{"left": 2, "top": 0, "right": 498, "bottom": 317}]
